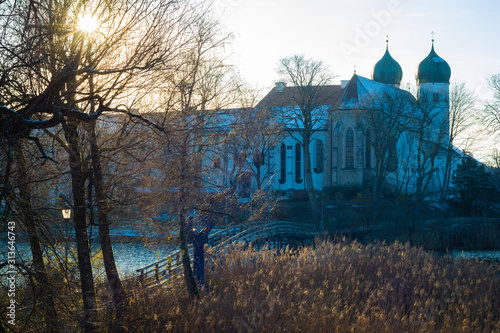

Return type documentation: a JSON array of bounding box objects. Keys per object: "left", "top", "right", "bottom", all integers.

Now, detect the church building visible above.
[{"left": 252, "top": 39, "right": 454, "bottom": 197}]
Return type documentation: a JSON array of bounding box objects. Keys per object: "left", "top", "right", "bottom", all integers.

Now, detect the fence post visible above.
[{"left": 167, "top": 257, "right": 172, "bottom": 278}]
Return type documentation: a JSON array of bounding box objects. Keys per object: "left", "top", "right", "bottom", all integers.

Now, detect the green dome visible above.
[
  {"left": 371, "top": 44, "right": 403, "bottom": 86},
  {"left": 416, "top": 43, "right": 451, "bottom": 84}
]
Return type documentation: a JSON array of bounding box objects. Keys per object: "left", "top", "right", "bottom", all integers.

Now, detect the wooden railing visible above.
[{"left": 132, "top": 221, "right": 313, "bottom": 287}]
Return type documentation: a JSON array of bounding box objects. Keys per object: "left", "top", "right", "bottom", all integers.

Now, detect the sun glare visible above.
[{"left": 78, "top": 13, "right": 99, "bottom": 33}]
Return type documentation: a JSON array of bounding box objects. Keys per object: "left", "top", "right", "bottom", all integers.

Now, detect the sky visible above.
[
  {"left": 214, "top": 0, "right": 500, "bottom": 160},
  {"left": 216, "top": 0, "right": 499, "bottom": 98}
]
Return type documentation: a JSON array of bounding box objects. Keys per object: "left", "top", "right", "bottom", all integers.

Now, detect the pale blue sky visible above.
[{"left": 219, "top": 0, "right": 500, "bottom": 100}]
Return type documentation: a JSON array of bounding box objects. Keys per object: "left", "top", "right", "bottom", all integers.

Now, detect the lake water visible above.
[
  {"left": 448, "top": 250, "right": 500, "bottom": 262},
  {"left": 1, "top": 240, "right": 177, "bottom": 278},
  {"left": 1, "top": 222, "right": 232, "bottom": 280}
]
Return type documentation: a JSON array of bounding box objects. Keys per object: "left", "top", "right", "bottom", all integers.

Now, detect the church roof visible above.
[
  {"left": 256, "top": 85, "right": 342, "bottom": 108},
  {"left": 372, "top": 44, "right": 403, "bottom": 86},
  {"left": 256, "top": 85, "right": 342, "bottom": 131},
  {"left": 336, "top": 75, "right": 416, "bottom": 110},
  {"left": 416, "top": 42, "right": 451, "bottom": 84},
  {"left": 255, "top": 75, "right": 421, "bottom": 131}
]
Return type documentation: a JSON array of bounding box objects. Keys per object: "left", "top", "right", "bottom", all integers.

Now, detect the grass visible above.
[{"left": 110, "top": 240, "right": 500, "bottom": 333}]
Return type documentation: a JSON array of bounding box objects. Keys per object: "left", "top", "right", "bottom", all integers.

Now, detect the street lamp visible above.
[
  {"left": 62, "top": 208, "right": 72, "bottom": 220},
  {"left": 62, "top": 208, "right": 72, "bottom": 267}
]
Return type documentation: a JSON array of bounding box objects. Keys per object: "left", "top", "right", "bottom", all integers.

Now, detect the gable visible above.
[{"left": 337, "top": 75, "right": 417, "bottom": 111}]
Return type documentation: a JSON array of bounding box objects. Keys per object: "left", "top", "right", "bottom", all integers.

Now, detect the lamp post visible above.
[{"left": 62, "top": 208, "right": 72, "bottom": 268}]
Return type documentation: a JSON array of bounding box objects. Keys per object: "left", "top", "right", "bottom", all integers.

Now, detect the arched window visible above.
[
  {"left": 433, "top": 92, "right": 439, "bottom": 103},
  {"left": 345, "top": 128, "right": 354, "bottom": 169},
  {"left": 365, "top": 129, "right": 371, "bottom": 168},
  {"left": 421, "top": 92, "right": 428, "bottom": 103},
  {"left": 279, "top": 143, "right": 286, "bottom": 184},
  {"left": 295, "top": 143, "right": 303, "bottom": 183},
  {"left": 314, "top": 140, "right": 324, "bottom": 174}
]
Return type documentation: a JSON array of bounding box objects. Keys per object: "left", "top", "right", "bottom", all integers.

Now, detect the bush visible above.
[{"left": 324, "top": 184, "right": 365, "bottom": 201}]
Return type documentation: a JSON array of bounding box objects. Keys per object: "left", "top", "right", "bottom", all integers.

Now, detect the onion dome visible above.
[
  {"left": 371, "top": 41, "right": 403, "bottom": 86},
  {"left": 416, "top": 41, "right": 451, "bottom": 84}
]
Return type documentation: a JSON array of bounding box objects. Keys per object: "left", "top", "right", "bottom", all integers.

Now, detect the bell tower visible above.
[{"left": 416, "top": 36, "right": 451, "bottom": 144}]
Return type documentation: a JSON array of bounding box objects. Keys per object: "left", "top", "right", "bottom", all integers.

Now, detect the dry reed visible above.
[{"left": 111, "top": 240, "right": 500, "bottom": 332}]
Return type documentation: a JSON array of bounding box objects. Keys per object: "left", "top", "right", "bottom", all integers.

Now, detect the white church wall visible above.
[{"left": 273, "top": 131, "right": 327, "bottom": 192}]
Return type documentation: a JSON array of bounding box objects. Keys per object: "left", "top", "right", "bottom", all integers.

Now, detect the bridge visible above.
[{"left": 131, "top": 221, "right": 314, "bottom": 287}]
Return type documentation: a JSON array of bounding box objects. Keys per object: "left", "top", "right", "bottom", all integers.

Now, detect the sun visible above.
[{"left": 78, "top": 13, "right": 99, "bottom": 33}]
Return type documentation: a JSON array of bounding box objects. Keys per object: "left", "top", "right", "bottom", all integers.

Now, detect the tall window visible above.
[
  {"left": 279, "top": 143, "right": 286, "bottom": 184},
  {"left": 421, "top": 92, "right": 428, "bottom": 103},
  {"left": 433, "top": 92, "right": 439, "bottom": 103},
  {"left": 314, "top": 140, "right": 324, "bottom": 173},
  {"left": 345, "top": 128, "right": 354, "bottom": 169},
  {"left": 365, "top": 129, "right": 371, "bottom": 168},
  {"left": 295, "top": 143, "right": 302, "bottom": 183}
]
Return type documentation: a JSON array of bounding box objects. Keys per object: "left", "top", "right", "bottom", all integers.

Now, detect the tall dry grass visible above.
[{"left": 108, "top": 240, "right": 500, "bottom": 332}]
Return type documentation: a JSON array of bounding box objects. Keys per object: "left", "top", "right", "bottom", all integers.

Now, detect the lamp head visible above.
[{"left": 62, "top": 209, "right": 72, "bottom": 219}]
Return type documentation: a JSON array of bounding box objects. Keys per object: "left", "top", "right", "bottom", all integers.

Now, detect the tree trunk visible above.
[
  {"left": 373, "top": 144, "right": 386, "bottom": 200},
  {"left": 89, "top": 122, "right": 129, "bottom": 326},
  {"left": 303, "top": 138, "right": 319, "bottom": 226},
  {"left": 178, "top": 144, "right": 199, "bottom": 299},
  {"left": 64, "top": 120, "right": 98, "bottom": 332},
  {"left": 255, "top": 164, "right": 262, "bottom": 191},
  {"left": 179, "top": 212, "right": 199, "bottom": 299},
  {"left": 190, "top": 233, "right": 207, "bottom": 285},
  {"left": 13, "top": 142, "right": 59, "bottom": 332},
  {"left": 187, "top": 216, "right": 213, "bottom": 285},
  {"left": 441, "top": 143, "right": 453, "bottom": 200},
  {"left": 415, "top": 132, "right": 425, "bottom": 220}
]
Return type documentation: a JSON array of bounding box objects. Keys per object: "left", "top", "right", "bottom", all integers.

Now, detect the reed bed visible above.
[{"left": 111, "top": 240, "right": 500, "bottom": 332}]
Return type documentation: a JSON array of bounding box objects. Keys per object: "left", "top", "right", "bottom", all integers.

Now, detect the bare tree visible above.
[
  {"left": 489, "top": 148, "right": 500, "bottom": 169},
  {"left": 441, "top": 81, "right": 476, "bottom": 200},
  {"left": 484, "top": 73, "right": 500, "bottom": 136},
  {"left": 412, "top": 96, "right": 452, "bottom": 215},
  {"left": 136, "top": 14, "right": 238, "bottom": 299},
  {"left": 231, "top": 106, "right": 283, "bottom": 192},
  {"left": 276, "top": 55, "right": 336, "bottom": 225},
  {"left": 0, "top": 0, "right": 212, "bottom": 330},
  {"left": 1, "top": 1, "right": 102, "bottom": 330},
  {"left": 11, "top": 142, "right": 60, "bottom": 332},
  {"left": 360, "top": 90, "right": 417, "bottom": 199}
]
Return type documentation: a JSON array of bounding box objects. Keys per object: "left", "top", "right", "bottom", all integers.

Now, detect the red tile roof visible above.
[{"left": 256, "top": 85, "right": 342, "bottom": 108}]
